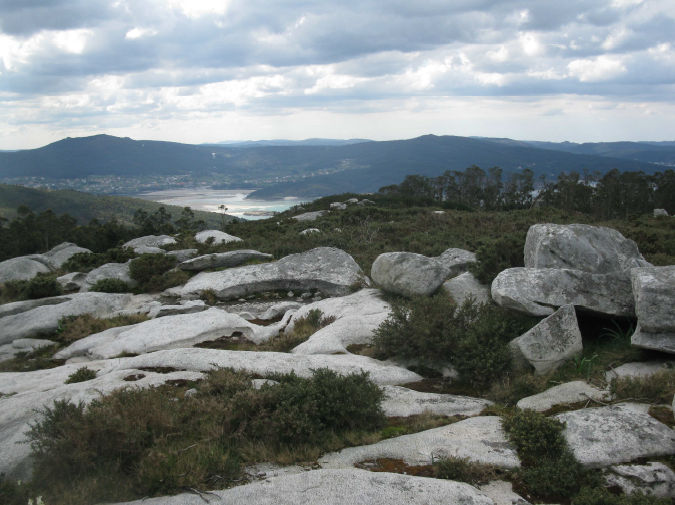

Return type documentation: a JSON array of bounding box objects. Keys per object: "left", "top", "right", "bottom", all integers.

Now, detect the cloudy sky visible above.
[{"left": 1, "top": 0, "right": 674, "bottom": 149}]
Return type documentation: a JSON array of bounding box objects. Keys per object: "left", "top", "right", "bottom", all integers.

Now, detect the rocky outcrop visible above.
[
  {"left": 107, "top": 469, "right": 495, "bottom": 505},
  {"left": 320, "top": 416, "right": 520, "bottom": 469},
  {"left": 147, "top": 300, "right": 206, "bottom": 319},
  {"left": 631, "top": 266, "right": 675, "bottom": 354},
  {"left": 437, "top": 248, "right": 476, "bottom": 277},
  {"left": 606, "top": 360, "right": 675, "bottom": 381},
  {"left": 444, "top": 272, "right": 492, "bottom": 306},
  {"left": 655, "top": 209, "right": 670, "bottom": 217},
  {"left": 371, "top": 252, "right": 449, "bottom": 297},
  {"left": 292, "top": 211, "right": 327, "bottom": 221},
  {"left": 178, "top": 250, "right": 273, "bottom": 271},
  {"left": 132, "top": 246, "right": 166, "bottom": 254},
  {"left": 516, "top": 381, "right": 609, "bottom": 411},
  {"left": 605, "top": 462, "right": 675, "bottom": 499},
  {"left": 491, "top": 268, "right": 634, "bottom": 317},
  {"left": 381, "top": 386, "right": 492, "bottom": 417},
  {"left": 259, "top": 301, "right": 301, "bottom": 320},
  {"left": 0, "top": 338, "right": 56, "bottom": 363},
  {"left": 288, "top": 289, "right": 390, "bottom": 355},
  {"left": 0, "top": 296, "right": 69, "bottom": 319},
  {"left": 57, "top": 271, "right": 87, "bottom": 291},
  {"left": 43, "top": 242, "right": 92, "bottom": 268},
  {"left": 169, "top": 247, "right": 366, "bottom": 300},
  {"left": 509, "top": 305, "right": 583, "bottom": 375},
  {"left": 80, "top": 261, "right": 137, "bottom": 292},
  {"left": 556, "top": 403, "right": 675, "bottom": 467},
  {"left": 330, "top": 202, "right": 347, "bottom": 210},
  {"left": 123, "top": 235, "right": 176, "bottom": 249},
  {"left": 524, "top": 223, "right": 651, "bottom": 274},
  {"left": 0, "top": 257, "right": 52, "bottom": 283},
  {"left": 166, "top": 249, "right": 197, "bottom": 262},
  {"left": 0, "top": 292, "right": 133, "bottom": 344},
  {"left": 195, "top": 229, "right": 242, "bottom": 244},
  {"left": 299, "top": 228, "right": 320, "bottom": 235}
]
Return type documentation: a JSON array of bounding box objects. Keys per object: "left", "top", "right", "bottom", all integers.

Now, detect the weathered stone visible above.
[
  {"left": 259, "top": 301, "right": 301, "bottom": 320},
  {"left": 299, "top": 228, "right": 320, "bottom": 235},
  {"left": 289, "top": 289, "right": 390, "bottom": 355},
  {"left": 605, "top": 462, "right": 675, "bottom": 498},
  {"left": 360, "top": 199, "right": 375, "bottom": 206},
  {"left": 346, "top": 198, "right": 359, "bottom": 203},
  {"left": 478, "top": 481, "right": 530, "bottom": 505},
  {"left": 631, "top": 266, "right": 675, "bottom": 354},
  {"left": 0, "top": 339, "right": 56, "bottom": 362},
  {"left": 132, "top": 245, "right": 166, "bottom": 254},
  {"left": 24, "top": 253, "right": 57, "bottom": 271},
  {"left": 605, "top": 360, "right": 675, "bottom": 381},
  {"left": 381, "top": 386, "right": 492, "bottom": 417},
  {"left": 556, "top": 403, "right": 675, "bottom": 467},
  {"left": 107, "top": 469, "right": 494, "bottom": 505},
  {"left": 491, "top": 268, "right": 634, "bottom": 317},
  {"left": 437, "top": 248, "right": 476, "bottom": 277},
  {"left": 107, "top": 348, "right": 423, "bottom": 386},
  {"left": 516, "top": 381, "right": 609, "bottom": 412},
  {"left": 509, "top": 305, "right": 582, "bottom": 375},
  {"left": 330, "top": 202, "right": 347, "bottom": 210},
  {"left": 54, "top": 325, "right": 140, "bottom": 359},
  {"left": 292, "top": 211, "right": 327, "bottom": 221},
  {"left": 57, "top": 271, "right": 87, "bottom": 291},
  {"left": 195, "top": 229, "right": 242, "bottom": 244},
  {"left": 147, "top": 300, "right": 206, "bottom": 319},
  {"left": 444, "top": 272, "right": 492, "bottom": 305},
  {"left": 524, "top": 223, "right": 651, "bottom": 274},
  {"left": 123, "top": 235, "right": 176, "bottom": 249},
  {"left": 166, "top": 249, "right": 197, "bottom": 262},
  {"left": 0, "top": 293, "right": 132, "bottom": 344},
  {"left": 80, "top": 261, "right": 137, "bottom": 292},
  {"left": 632, "top": 325, "right": 675, "bottom": 354},
  {"left": 179, "top": 250, "right": 273, "bottom": 271},
  {"left": 320, "top": 416, "right": 520, "bottom": 469},
  {"left": 371, "top": 252, "right": 449, "bottom": 297},
  {"left": 43, "top": 242, "right": 92, "bottom": 268},
  {"left": 0, "top": 296, "right": 69, "bottom": 319},
  {"left": 169, "top": 247, "right": 366, "bottom": 300},
  {"left": 655, "top": 209, "right": 670, "bottom": 217},
  {"left": 0, "top": 257, "right": 51, "bottom": 283}
]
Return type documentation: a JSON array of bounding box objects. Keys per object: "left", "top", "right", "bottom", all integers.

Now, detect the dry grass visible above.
[
  {"left": 611, "top": 368, "right": 675, "bottom": 405},
  {"left": 56, "top": 313, "right": 149, "bottom": 344}
]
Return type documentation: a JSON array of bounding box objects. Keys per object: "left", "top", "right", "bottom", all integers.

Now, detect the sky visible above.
[{"left": 0, "top": 0, "right": 674, "bottom": 149}]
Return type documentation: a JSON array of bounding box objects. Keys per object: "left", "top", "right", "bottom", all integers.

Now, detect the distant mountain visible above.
[{"left": 204, "top": 138, "right": 371, "bottom": 148}]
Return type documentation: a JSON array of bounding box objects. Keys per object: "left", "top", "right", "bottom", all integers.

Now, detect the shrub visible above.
[
  {"left": 65, "top": 367, "right": 98, "bottom": 384},
  {"left": 56, "top": 314, "right": 148, "bottom": 344},
  {"left": 468, "top": 232, "right": 526, "bottom": 284},
  {"left": 128, "top": 253, "right": 176, "bottom": 285},
  {"left": 501, "top": 408, "right": 566, "bottom": 462},
  {"left": 434, "top": 456, "right": 498, "bottom": 486},
  {"left": 2, "top": 274, "right": 62, "bottom": 301},
  {"left": 63, "top": 247, "right": 137, "bottom": 273},
  {"left": 521, "top": 450, "right": 601, "bottom": 499},
  {"left": 573, "top": 486, "right": 671, "bottom": 505},
  {"left": 89, "top": 278, "right": 130, "bottom": 293},
  {"left": 610, "top": 368, "right": 675, "bottom": 405}
]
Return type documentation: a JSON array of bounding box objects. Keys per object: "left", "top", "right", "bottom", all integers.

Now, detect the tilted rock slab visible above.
[
  {"left": 320, "top": 416, "right": 520, "bottom": 469},
  {"left": 0, "top": 292, "right": 133, "bottom": 344},
  {"left": 43, "top": 242, "right": 92, "bottom": 268},
  {"left": 55, "top": 324, "right": 140, "bottom": 359},
  {"left": 556, "top": 403, "right": 675, "bottom": 467},
  {"left": 289, "top": 289, "right": 390, "bottom": 355},
  {"left": 123, "top": 235, "right": 176, "bottom": 249},
  {"left": 437, "top": 248, "right": 476, "bottom": 277},
  {"left": 147, "top": 300, "right": 206, "bottom": 319},
  {"left": 179, "top": 250, "right": 273, "bottom": 271},
  {"left": 108, "top": 469, "right": 495, "bottom": 505},
  {"left": 0, "top": 256, "right": 52, "bottom": 283},
  {"left": 491, "top": 267, "right": 634, "bottom": 317},
  {"left": 169, "top": 247, "right": 366, "bottom": 300},
  {"left": 195, "top": 229, "right": 242, "bottom": 244},
  {"left": 0, "top": 364, "right": 203, "bottom": 479},
  {"left": 106, "top": 348, "right": 423, "bottom": 386},
  {"left": 80, "top": 261, "right": 137, "bottom": 292},
  {"left": 444, "top": 272, "right": 492, "bottom": 306},
  {"left": 605, "top": 462, "right": 675, "bottom": 499},
  {"left": 381, "top": 386, "right": 492, "bottom": 418},
  {"left": 371, "top": 252, "right": 449, "bottom": 297},
  {"left": 631, "top": 266, "right": 675, "bottom": 354},
  {"left": 509, "top": 305, "right": 582, "bottom": 375},
  {"left": 516, "top": 381, "right": 609, "bottom": 412},
  {"left": 525, "top": 223, "right": 651, "bottom": 274},
  {"left": 166, "top": 249, "right": 197, "bottom": 262},
  {"left": 605, "top": 360, "right": 675, "bottom": 382},
  {"left": 0, "top": 296, "right": 70, "bottom": 320}
]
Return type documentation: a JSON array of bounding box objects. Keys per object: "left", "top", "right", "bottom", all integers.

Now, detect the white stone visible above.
[
  {"left": 132, "top": 245, "right": 166, "bottom": 254},
  {"left": 478, "top": 481, "right": 530, "bottom": 505},
  {"left": 0, "top": 257, "right": 51, "bottom": 283},
  {"left": 54, "top": 325, "right": 140, "bottom": 359},
  {"left": 437, "top": 248, "right": 477, "bottom": 277},
  {"left": 320, "top": 416, "right": 519, "bottom": 469},
  {"left": 195, "top": 229, "right": 242, "bottom": 244},
  {"left": 43, "top": 242, "right": 92, "bottom": 268},
  {"left": 654, "top": 209, "right": 670, "bottom": 217},
  {"left": 292, "top": 211, "right": 327, "bottom": 221},
  {"left": 80, "top": 261, "right": 137, "bottom": 292},
  {"left": 371, "top": 252, "right": 449, "bottom": 297},
  {"left": 147, "top": 300, "right": 206, "bottom": 319},
  {"left": 166, "top": 249, "right": 197, "bottom": 262},
  {"left": 516, "top": 381, "right": 609, "bottom": 412},
  {"left": 259, "top": 301, "right": 302, "bottom": 320},
  {"left": 330, "top": 202, "right": 347, "bottom": 210},
  {"left": 631, "top": 266, "right": 675, "bottom": 354},
  {"left": 299, "top": 228, "right": 320, "bottom": 235},
  {"left": 605, "top": 462, "right": 675, "bottom": 498},
  {"left": 57, "top": 271, "right": 87, "bottom": 291},
  {"left": 252, "top": 379, "right": 279, "bottom": 389},
  {"left": 0, "top": 296, "right": 69, "bottom": 319},
  {"left": 123, "top": 235, "right": 176, "bottom": 249},
  {"left": 444, "top": 272, "right": 492, "bottom": 306},
  {"left": 381, "top": 386, "right": 492, "bottom": 417},
  {"left": 179, "top": 250, "right": 273, "bottom": 271},
  {"left": 605, "top": 360, "right": 675, "bottom": 381},
  {"left": 556, "top": 403, "right": 675, "bottom": 467}
]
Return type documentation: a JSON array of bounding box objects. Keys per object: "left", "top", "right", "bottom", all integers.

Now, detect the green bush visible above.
[
  {"left": 521, "top": 450, "right": 601, "bottom": 499},
  {"left": 63, "top": 247, "right": 137, "bottom": 273},
  {"left": 89, "top": 278, "right": 130, "bottom": 293},
  {"left": 128, "top": 253, "right": 177, "bottom": 285},
  {"left": 573, "top": 486, "right": 671, "bottom": 505},
  {"left": 65, "top": 367, "right": 97, "bottom": 384},
  {"left": 501, "top": 408, "right": 566, "bottom": 462},
  {"left": 468, "top": 232, "right": 526, "bottom": 284},
  {"left": 373, "top": 295, "right": 534, "bottom": 388},
  {"left": 434, "top": 456, "right": 498, "bottom": 486},
  {"left": 3, "top": 274, "right": 62, "bottom": 301}
]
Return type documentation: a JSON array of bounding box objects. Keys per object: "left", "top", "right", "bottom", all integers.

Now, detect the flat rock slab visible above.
[
  {"left": 0, "top": 293, "right": 133, "bottom": 344},
  {"left": 605, "top": 462, "right": 675, "bottom": 499},
  {"left": 525, "top": 224, "right": 650, "bottom": 274},
  {"left": 108, "top": 469, "right": 494, "bottom": 505},
  {"left": 509, "top": 305, "right": 582, "bottom": 375},
  {"left": 195, "top": 229, "right": 242, "bottom": 244},
  {"left": 516, "top": 381, "right": 609, "bottom": 412},
  {"left": 605, "top": 360, "right": 675, "bottom": 381},
  {"left": 123, "top": 235, "right": 176, "bottom": 249},
  {"left": 556, "top": 403, "right": 675, "bottom": 467},
  {"left": 147, "top": 300, "right": 206, "bottom": 319},
  {"left": 289, "top": 289, "right": 390, "bottom": 355},
  {"left": 107, "top": 348, "right": 423, "bottom": 386},
  {"left": 371, "top": 252, "right": 449, "bottom": 297},
  {"left": 0, "top": 256, "right": 52, "bottom": 283},
  {"left": 179, "top": 250, "right": 273, "bottom": 271},
  {"left": 292, "top": 211, "right": 327, "bottom": 221},
  {"left": 381, "top": 386, "right": 492, "bottom": 417},
  {"left": 478, "top": 481, "right": 531, "bottom": 505},
  {"left": 0, "top": 296, "right": 69, "bottom": 320},
  {"left": 437, "top": 248, "right": 476, "bottom": 278},
  {"left": 320, "top": 416, "right": 520, "bottom": 469},
  {"left": 80, "top": 261, "right": 137, "bottom": 292},
  {"left": 491, "top": 268, "right": 634, "bottom": 317},
  {"left": 55, "top": 324, "right": 140, "bottom": 359},
  {"left": 444, "top": 272, "right": 492, "bottom": 306},
  {"left": 170, "top": 247, "right": 366, "bottom": 300}
]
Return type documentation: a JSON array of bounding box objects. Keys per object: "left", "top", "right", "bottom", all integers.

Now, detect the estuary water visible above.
[{"left": 134, "top": 189, "right": 303, "bottom": 221}]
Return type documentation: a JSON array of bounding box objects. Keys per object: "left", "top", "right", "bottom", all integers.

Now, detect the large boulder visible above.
[
  {"left": 288, "top": 289, "right": 390, "bottom": 355},
  {"left": 80, "top": 261, "right": 137, "bottom": 292},
  {"left": 371, "top": 252, "right": 449, "bottom": 297},
  {"left": 179, "top": 250, "right": 273, "bottom": 271},
  {"left": 631, "top": 266, "right": 675, "bottom": 354},
  {"left": 556, "top": 403, "right": 675, "bottom": 467},
  {"left": 320, "top": 416, "right": 520, "bottom": 469},
  {"left": 107, "top": 469, "right": 494, "bottom": 505},
  {"left": 381, "top": 386, "right": 492, "bottom": 418},
  {"left": 437, "top": 248, "right": 476, "bottom": 277},
  {"left": 443, "top": 272, "right": 492, "bottom": 306},
  {"left": 195, "top": 229, "right": 242, "bottom": 244},
  {"left": 524, "top": 223, "right": 651, "bottom": 274},
  {"left": 168, "top": 247, "right": 367, "bottom": 300},
  {"left": 43, "top": 242, "right": 92, "bottom": 268},
  {"left": 491, "top": 268, "right": 634, "bottom": 317},
  {"left": 0, "top": 292, "right": 133, "bottom": 344},
  {"left": 123, "top": 235, "right": 176, "bottom": 249},
  {"left": 0, "top": 257, "right": 52, "bottom": 283},
  {"left": 509, "top": 305, "right": 583, "bottom": 375},
  {"left": 292, "top": 211, "right": 327, "bottom": 221}
]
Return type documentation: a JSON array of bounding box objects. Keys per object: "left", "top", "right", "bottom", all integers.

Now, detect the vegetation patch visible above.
[
  {"left": 610, "top": 368, "right": 675, "bottom": 405},
  {"left": 572, "top": 486, "right": 672, "bottom": 505},
  {"left": 89, "top": 278, "right": 131, "bottom": 293},
  {"left": 56, "top": 314, "right": 149, "bottom": 344},
  {"left": 65, "top": 367, "right": 98, "bottom": 384},
  {"left": 63, "top": 247, "right": 137, "bottom": 273},
  {"left": 128, "top": 253, "right": 177, "bottom": 285},
  {"left": 0, "top": 344, "right": 64, "bottom": 373},
  {"left": 1, "top": 274, "right": 62, "bottom": 304}
]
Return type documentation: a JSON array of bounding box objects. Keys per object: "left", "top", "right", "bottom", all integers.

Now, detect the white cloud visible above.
[
  {"left": 567, "top": 56, "right": 627, "bottom": 82},
  {"left": 168, "top": 0, "right": 230, "bottom": 19},
  {"left": 126, "top": 28, "right": 158, "bottom": 40}
]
